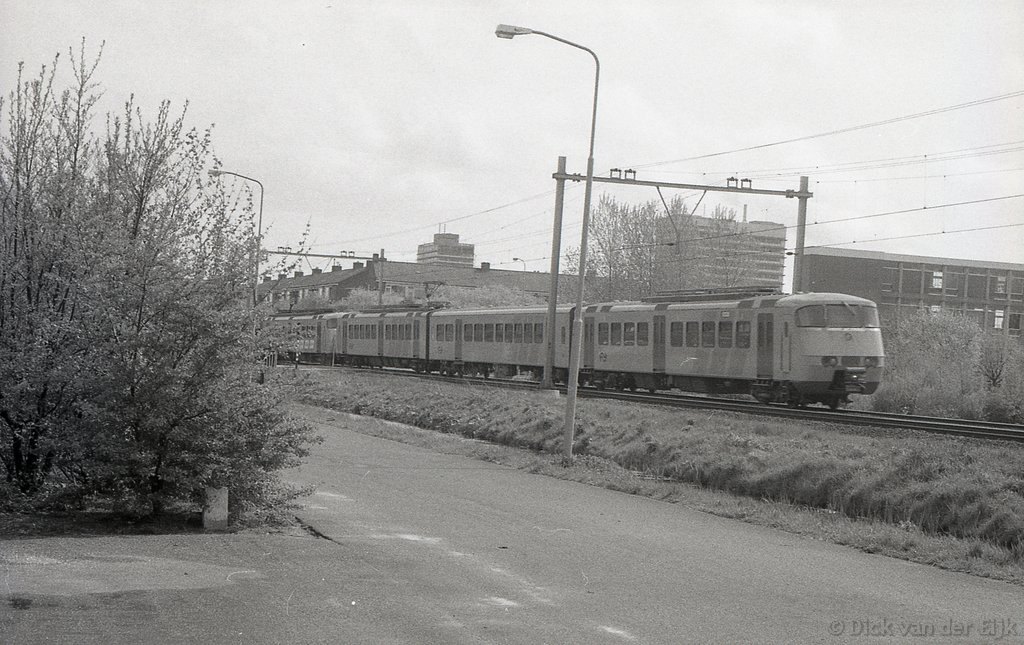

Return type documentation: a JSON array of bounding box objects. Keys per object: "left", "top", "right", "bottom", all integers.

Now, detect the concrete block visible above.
[{"left": 203, "top": 486, "right": 229, "bottom": 531}]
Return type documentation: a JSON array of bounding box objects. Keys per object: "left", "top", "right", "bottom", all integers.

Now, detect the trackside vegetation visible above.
[
  {"left": 294, "top": 368, "right": 1024, "bottom": 580},
  {"left": 0, "top": 47, "right": 319, "bottom": 522}
]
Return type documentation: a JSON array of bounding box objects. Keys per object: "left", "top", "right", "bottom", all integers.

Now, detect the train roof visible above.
[
  {"left": 430, "top": 304, "right": 575, "bottom": 318},
  {"left": 584, "top": 292, "right": 877, "bottom": 313}
]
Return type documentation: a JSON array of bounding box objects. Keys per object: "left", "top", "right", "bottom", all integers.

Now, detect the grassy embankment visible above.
[{"left": 289, "top": 368, "right": 1024, "bottom": 583}]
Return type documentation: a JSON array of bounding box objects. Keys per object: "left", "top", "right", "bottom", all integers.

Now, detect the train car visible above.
[
  {"left": 428, "top": 306, "right": 575, "bottom": 378},
  {"left": 265, "top": 311, "right": 330, "bottom": 362},
  {"left": 268, "top": 290, "right": 882, "bottom": 408},
  {"left": 580, "top": 292, "right": 883, "bottom": 407}
]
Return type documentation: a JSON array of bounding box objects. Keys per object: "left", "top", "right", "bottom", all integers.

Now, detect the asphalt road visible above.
[{"left": 2, "top": 405, "right": 1023, "bottom": 644}]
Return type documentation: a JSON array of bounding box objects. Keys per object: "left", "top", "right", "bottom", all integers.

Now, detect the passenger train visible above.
[{"left": 271, "top": 291, "right": 884, "bottom": 409}]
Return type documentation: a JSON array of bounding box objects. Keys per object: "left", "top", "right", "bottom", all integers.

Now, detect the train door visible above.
[
  {"left": 454, "top": 318, "right": 463, "bottom": 362},
  {"left": 316, "top": 320, "right": 324, "bottom": 353},
  {"left": 652, "top": 315, "right": 666, "bottom": 373},
  {"left": 376, "top": 319, "right": 384, "bottom": 357},
  {"left": 413, "top": 319, "right": 421, "bottom": 358},
  {"left": 583, "top": 316, "right": 595, "bottom": 368},
  {"left": 757, "top": 313, "right": 774, "bottom": 379},
  {"left": 781, "top": 321, "right": 791, "bottom": 374}
]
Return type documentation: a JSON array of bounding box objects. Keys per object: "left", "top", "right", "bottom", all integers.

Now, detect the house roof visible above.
[{"left": 259, "top": 261, "right": 566, "bottom": 296}]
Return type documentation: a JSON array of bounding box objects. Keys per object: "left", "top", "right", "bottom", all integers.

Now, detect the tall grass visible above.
[{"left": 294, "top": 369, "right": 1024, "bottom": 553}]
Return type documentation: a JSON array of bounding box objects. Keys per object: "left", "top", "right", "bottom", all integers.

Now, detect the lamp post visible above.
[
  {"left": 496, "top": 24, "right": 600, "bottom": 460},
  {"left": 512, "top": 257, "right": 527, "bottom": 272},
  {"left": 209, "top": 169, "right": 264, "bottom": 306}
]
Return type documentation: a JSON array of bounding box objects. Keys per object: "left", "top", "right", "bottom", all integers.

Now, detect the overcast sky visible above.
[{"left": 3, "top": 1, "right": 1022, "bottom": 288}]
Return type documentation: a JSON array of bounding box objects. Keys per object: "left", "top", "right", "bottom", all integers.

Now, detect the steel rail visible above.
[{"left": 298, "top": 365, "right": 1024, "bottom": 442}]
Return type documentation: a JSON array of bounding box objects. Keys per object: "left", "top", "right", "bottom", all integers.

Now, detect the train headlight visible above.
[
  {"left": 864, "top": 356, "right": 878, "bottom": 368},
  {"left": 821, "top": 356, "right": 839, "bottom": 367}
]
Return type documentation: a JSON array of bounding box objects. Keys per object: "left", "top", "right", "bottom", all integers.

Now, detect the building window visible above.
[
  {"left": 930, "top": 273, "right": 943, "bottom": 290},
  {"left": 994, "top": 276, "right": 1008, "bottom": 297},
  {"left": 1009, "top": 313, "right": 1021, "bottom": 333},
  {"left": 994, "top": 309, "right": 1005, "bottom": 330}
]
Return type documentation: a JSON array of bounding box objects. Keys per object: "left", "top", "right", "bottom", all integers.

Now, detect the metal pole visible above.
[
  {"left": 541, "top": 156, "right": 567, "bottom": 389},
  {"left": 377, "top": 248, "right": 385, "bottom": 305},
  {"left": 793, "top": 175, "right": 809, "bottom": 292},
  {"left": 493, "top": 24, "right": 600, "bottom": 459},
  {"left": 562, "top": 49, "right": 600, "bottom": 461}
]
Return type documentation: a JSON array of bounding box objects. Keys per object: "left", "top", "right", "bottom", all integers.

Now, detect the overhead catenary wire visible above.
[{"left": 629, "top": 90, "right": 1024, "bottom": 168}]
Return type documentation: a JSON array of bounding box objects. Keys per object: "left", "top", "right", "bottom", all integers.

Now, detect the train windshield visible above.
[{"left": 795, "top": 303, "right": 880, "bottom": 328}]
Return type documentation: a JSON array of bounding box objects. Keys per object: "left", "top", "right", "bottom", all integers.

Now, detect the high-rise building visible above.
[
  {"left": 417, "top": 233, "right": 475, "bottom": 267},
  {"left": 654, "top": 214, "right": 787, "bottom": 291}
]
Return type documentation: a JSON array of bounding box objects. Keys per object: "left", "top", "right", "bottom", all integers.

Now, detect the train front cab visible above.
[{"left": 775, "top": 294, "right": 885, "bottom": 408}]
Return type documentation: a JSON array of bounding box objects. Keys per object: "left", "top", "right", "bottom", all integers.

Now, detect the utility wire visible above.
[{"left": 630, "top": 90, "right": 1024, "bottom": 168}]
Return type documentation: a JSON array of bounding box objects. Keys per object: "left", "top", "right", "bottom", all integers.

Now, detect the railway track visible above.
[{"left": 299, "top": 364, "right": 1024, "bottom": 443}]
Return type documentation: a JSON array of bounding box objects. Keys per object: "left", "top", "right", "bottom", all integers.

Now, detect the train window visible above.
[
  {"left": 670, "top": 322, "right": 684, "bottom": 347},
  {"left": 686, "top": 322, "right": 700, "bottom": 347},
  {"left": 701, "top": 321, "right": 715, "bottom": 347},
  {"left": 796, "top": 305, "right": 826, "bottom": 327},
  {"left": 414, "top": 323, "right": 420, "bottom": 341},
  {"left": 561, "top": 326, "right": 566, "bottom": 344},
  {"left": 446, "top": 324, "right": 454, "bottom": 342},
  {"left": 623, "top": 322, "right": 635, "bottom": 346},
  {"left": 327, "top": 319, "right": 338, "bottom": 329},
  {"left": 598, "top": 322, "right": 610, "bottom": 345},
  {"left": 524, "top": 323, "right": 533, "bottom": 343},
  {"left": 534, "top": 323, "right": 543, "bottom": 343},
  {"left": 637, "top": 322, "right": 649, "bottom": 346},
  {"left": 372, "top": 325, "right": 377, "bottom": 340},
  {"left": 495, "top": 323, "right": 504, "bottom": 342},
  {"left": 384, "top": 325, "right": 392, "bottom": 340},
  {"left": 718, "top": 321, "right": 733, "bottom": 348},
  {"left": 514, "top": 323, "right": 523, "bottom": 343},
  {"left": 484, "top": 324, "right": 494, "bottom": 342},
  {"left": 435, "top": 324, "right": 443, "bottom": 341},
  {"left": 858, "top": 306, "right": 881, "bottom": 328},
  {"left": 611, "top": 322, "right": 622, "bottom": 346},
  {"left": 736, "top": 321, "right": 751, "bottom": 348},
  {"left": 474, "top": 323, "right": 484, "bottom": 342},
  {"left": 464, "top": 324, "right": 473, "bottom": 342},
  {"left": 505, "top": 323, "right": 514, "bottom": 342}
]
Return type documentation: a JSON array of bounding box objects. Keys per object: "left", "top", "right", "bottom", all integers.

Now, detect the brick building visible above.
[{"left": 801, "top": 247, "right": 1023, "bottom": 338}]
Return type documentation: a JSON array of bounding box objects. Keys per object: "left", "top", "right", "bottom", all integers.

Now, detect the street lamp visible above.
[
  {"left": 209, "top": 169, "right": 264, "bottom": 306},
  {"left": 496, "top": 23, "right": 600, "bottom": 460},
  {"left": 512, "top": 257, "right": 527, "bottom": 272}
]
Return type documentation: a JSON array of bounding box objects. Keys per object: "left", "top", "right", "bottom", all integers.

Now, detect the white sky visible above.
[{"left": 3, "top": 1, "right": 1022, "bottom": 289}]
